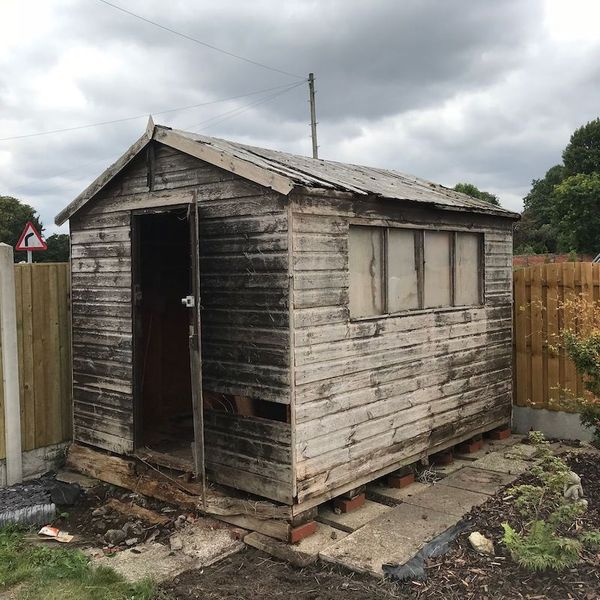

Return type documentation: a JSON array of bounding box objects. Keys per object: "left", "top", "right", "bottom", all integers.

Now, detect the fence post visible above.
[{"left": 0, "top": 243, "right": 23, "bottom": 484}]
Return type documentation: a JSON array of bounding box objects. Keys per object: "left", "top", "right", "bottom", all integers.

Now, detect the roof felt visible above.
[
  {"left": 56, "top": 122, "right": 518, "bottom": 225},
  {"left": 168, "top": 127, "right": 517, "bottom": 218}
]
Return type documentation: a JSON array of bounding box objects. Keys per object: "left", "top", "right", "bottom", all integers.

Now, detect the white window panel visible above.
[
  {"left": 424, "top": 231, "right": 451, "bottom": 308},
  {"left": 455, "top": 232, "right": 481, "bottom": 306},
  {"left": 349, "top": 226, "right": 384, "bottom": 318},
  {"left": 387, "top": 228, "right": 419, "bottom": 311}
]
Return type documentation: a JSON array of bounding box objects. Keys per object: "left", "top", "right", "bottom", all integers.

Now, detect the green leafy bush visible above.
[{"left": 501, "top": 432, "right": 595, "bottom": 572}]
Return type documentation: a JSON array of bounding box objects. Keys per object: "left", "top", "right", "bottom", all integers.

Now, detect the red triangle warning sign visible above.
[{"left": 16, "top": 221, "right": 47, "bottom": 251}]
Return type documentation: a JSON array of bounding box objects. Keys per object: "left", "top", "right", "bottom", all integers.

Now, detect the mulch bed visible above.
[{"left": 159, "top": 452, "right": 600, "bottom": 600}]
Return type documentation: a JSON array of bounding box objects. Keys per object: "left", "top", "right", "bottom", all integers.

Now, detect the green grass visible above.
[{"left": 0, "top": 526, "right": 155, "bottom": 600}]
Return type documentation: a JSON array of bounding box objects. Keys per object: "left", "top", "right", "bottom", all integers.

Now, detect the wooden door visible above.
[{"left": 187, "top": 199, "right": 206, "bottom": 500}]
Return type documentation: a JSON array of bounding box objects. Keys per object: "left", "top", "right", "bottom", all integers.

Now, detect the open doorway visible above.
[{"left": 132, "top": 207, "right": 194, "bottom": 465}]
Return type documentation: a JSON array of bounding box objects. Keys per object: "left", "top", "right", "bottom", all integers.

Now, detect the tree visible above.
[
  {"left": 514, "top": 165, "right": 565, "bottom": 253},
  {"left": 0, "top": 195, "right": 44, "bottom": 262},
  {"left": 563, "top": 118, "right": 600, "bottom": 176},
  {"left": 0, "top": 195, "right": 69, "bottom": 262},
  {"left": 453, "top": 182, "right": 500, "bottom": 206},
  {"left": 553, "top": 173, "right": 600, "bottom": 254},
  {"left": 38, "top": 234, "right": 70, "bottom": 263}
]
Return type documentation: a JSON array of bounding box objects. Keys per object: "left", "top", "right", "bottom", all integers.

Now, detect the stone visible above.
[
  {"left": 104, "top": 529, "right": 127, "bottom": 546},
  {"left": 468, "top": 531, "right": 495, "bottom": 555},
  {"left": 125, "top": 538, "right": 138, "bottom": 546},
  {"left": 564, "top": 471, "right": 584, "bottom": 501},
  {"left": 170, "top": 535, "right": 183, "bottom": 551},
  {"left": 92, "top": 507, "right": 106, "bottom": 517}
]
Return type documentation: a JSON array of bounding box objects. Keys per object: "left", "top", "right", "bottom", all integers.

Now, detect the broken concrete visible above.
[{"left": 94, "top": 518, "right": 243, "bottom": 582}]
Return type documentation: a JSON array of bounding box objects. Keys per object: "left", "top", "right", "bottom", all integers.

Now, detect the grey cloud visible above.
[{"left": 1, "top": 0, "right": 599, "bottom": 230}]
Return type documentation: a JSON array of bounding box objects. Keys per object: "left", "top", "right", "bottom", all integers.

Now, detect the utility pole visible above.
[{"left": 308, "top": 73, "right": 318, "bottom": 159}]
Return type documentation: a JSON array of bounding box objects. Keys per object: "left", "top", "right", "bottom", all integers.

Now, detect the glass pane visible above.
[
  {"left": 387, "top": 229, "right": 419, "bottom": 311},
  {"left": 349, "top": 226, "right": 384, "bottom": 318},
  {"left": 455, "top": 233, "right": 481, "bottom": 306},
  {"left": 424, "top": 231, "right": 451, "bottom": 308}
]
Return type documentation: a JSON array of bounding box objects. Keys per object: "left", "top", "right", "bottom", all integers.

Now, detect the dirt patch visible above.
[{"left": 158, "top": 550, "right": 402, "bottom": 600}]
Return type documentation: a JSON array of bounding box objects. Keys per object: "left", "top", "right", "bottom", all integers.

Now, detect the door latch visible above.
[{"left": 181, "top": 295, "right": 195, "bottom": 308}]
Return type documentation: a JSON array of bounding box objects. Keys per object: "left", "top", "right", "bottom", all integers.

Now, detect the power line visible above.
[
  {"left": 95, "top": 0, "right": 304, "bottom": 80},
  {"left": 0, "top": 83, "right": 302, "bottom": 142},
  {"left": 186, "top": 81, "right": 306, "bottom": 131},
  {"left": 9, "top": 83, "right": 305, "bottom": 195}
]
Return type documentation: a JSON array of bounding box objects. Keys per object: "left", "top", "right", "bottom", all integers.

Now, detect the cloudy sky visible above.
[{"left": 1, "top": 0, "right": 599, "bottom": 234}]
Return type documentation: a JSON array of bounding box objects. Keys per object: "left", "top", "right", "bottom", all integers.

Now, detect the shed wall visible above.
[
  {"left": 70, "top": 142, "right": 292, "bottom": 502},
  {"left": 290, "top": 194, "right": 513, "bottom": 504}
]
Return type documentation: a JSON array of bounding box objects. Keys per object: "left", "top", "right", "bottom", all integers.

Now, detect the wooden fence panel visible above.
[
  {"left": 0, "top": 263, "right": 72, "bottom": 459},
  {"left": 513, "top": 262, "right": 600, "bottom": 411}
]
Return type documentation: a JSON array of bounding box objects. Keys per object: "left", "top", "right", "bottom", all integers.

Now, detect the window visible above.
[
  {"left": 349, "top": 226, "right": 483, "bottom": 318},
  {"left": 348, "top": 226, "right": 384, "bottom": 318}
]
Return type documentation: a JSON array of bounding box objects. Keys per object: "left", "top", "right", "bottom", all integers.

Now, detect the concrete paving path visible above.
[{"left": 317, "top": 435, "right": 525, "bottom": 577}]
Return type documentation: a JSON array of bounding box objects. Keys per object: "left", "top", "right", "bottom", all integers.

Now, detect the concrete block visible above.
[
  {"left": 333, "top": 493, "right": 365, "bottom": 513},
  {"left": 318, "top": 499, "right": 390, "bottom": 533},
  {"left": 487, "top": 427, "right": 511, "bottom": 440},
  {"left": 289, "top": 520, "right": 317, "bottom": 543},
  {"left": 387, "top": 473, "right": 415, "bottom": 489}
]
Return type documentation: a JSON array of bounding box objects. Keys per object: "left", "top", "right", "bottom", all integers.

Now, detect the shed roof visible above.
[{"left": 55, "top": 121, "right": 519, "bottom": 225}]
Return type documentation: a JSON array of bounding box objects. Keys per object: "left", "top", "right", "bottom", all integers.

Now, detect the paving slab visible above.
[
  {"left": 470, "top": 452, "right": 531, "bottom": 476},
  {"left": 318, "top": 499, "right": 390, "bottom": 533},
  {"left": 368, "top": 482, "right": 431, "bottom": 505},
  {"left": 438, "top": 467, "right": 516, "bottom": 495},
  {"left": 502, "top": 443, "right": 539, "bottom": 460},
  {"left": 430, "top": 458, "right": 472, "bottom": 477},
  {"left": 319, "top": 502, "right": 456, "bottom": 578},
  {"left": 401, "top": 484, "right": 489, "bottom": 517},
  {"left": 245, "top": 523, "right": 347, "bottom": 567}
]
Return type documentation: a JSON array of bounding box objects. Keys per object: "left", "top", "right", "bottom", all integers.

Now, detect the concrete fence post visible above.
[{"left": 0, "top": 243, "right": 23, "bottom": 484}]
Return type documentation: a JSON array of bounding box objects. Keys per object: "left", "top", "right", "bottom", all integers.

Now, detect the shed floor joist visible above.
[{"left": 66, "top": 443, "right": 293, "bottom": 541}]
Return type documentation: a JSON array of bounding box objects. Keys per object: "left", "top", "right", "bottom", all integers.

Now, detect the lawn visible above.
[{"left": 0, "top": 527, "right": 154, "bottom": 600}]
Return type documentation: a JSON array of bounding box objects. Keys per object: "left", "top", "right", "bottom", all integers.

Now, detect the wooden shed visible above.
[{"left": 56, "top": 119, "right": 518, "bottom": 527}]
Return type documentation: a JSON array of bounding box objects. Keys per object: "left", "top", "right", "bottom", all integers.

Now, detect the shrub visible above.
[{"left": 501, "top": 432, "right": 594, "bottom": 572}]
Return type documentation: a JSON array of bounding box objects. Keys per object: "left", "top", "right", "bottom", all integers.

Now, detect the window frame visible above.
[{"left": 348, "top": 224, "right": 485, "bottom": 321}]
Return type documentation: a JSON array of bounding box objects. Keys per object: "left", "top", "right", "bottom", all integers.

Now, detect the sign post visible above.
[{"left": 15, "top": 221, "right": 47, "bottom": 262}]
